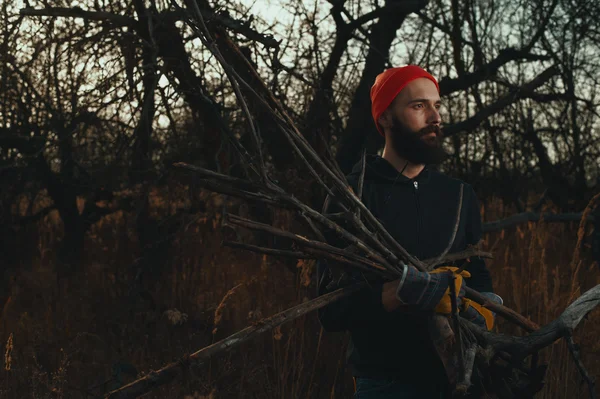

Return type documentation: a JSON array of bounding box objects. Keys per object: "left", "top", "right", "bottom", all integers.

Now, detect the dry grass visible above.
[{"left": 0, "top": 188, "right": 598, "bottom": 398}]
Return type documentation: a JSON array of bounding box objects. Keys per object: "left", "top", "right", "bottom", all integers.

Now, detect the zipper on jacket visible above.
[{"left": 413, "top": 180, "right": 421, "bottom": 258}]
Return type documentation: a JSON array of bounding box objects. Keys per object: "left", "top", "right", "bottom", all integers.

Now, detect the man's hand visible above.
[
  {"left": 430, "top": 266, "right": 471, "bottom": 314},
  {"left": 460, "top": 292, "right": 503, "bottom": 330},
  {"left": 380, "top": 265, "right": 501, "bottom": 332},
  {"left": 388, "top": 266, "right": 470, "bottom": 312}
]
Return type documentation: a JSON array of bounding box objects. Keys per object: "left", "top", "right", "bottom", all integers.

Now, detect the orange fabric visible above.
[
  {"left": 429, "top": 266, "right": 471, "bottom": 314},
  {"left": 463, "top": 298, "right": 495, "bottom": 330},
  {"left": 370, "top": 65, "right": 440, "bottom": 135}
]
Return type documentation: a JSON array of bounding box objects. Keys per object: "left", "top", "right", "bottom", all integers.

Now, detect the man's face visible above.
[{"left": 379, "top": 78, "right": 448, "bottom": 165}]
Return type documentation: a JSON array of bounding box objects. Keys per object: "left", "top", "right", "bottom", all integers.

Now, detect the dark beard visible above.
[{"left": 388, "top": 118, "right": 448, "bottom": 165}]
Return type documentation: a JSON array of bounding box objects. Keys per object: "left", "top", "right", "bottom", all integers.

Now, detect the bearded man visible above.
[{"left": 317, "top": 65, "right": 499, "bottom": 398}]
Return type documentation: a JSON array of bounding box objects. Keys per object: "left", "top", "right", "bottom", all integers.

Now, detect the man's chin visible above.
[
  {"left": 422, "top": 137, "right": 439, "bottom": 146},
  {"left": 411, "top": 141, "right": 448, "bottom": 165},
  {"left": 389, "top": 125, "right": 447, "bottom": 165}
]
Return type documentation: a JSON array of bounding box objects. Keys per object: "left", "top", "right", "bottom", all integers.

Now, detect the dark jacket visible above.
[{"left": 317, "top": 155, "right": 493, "bottom": 383}]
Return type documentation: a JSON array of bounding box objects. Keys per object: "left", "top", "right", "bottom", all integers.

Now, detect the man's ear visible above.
[{"left": 378, "top": 110, "right": 392, "bottom": 130}]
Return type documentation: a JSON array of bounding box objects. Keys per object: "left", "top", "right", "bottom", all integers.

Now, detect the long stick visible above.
[
  {"left": 465, "top": 287, "right": 539, "bottom": 332},
  {"left": 566, "top": 335, "right": 597, "bottom": 399},
  {"left": 104, "top": 283, "right": 365, "bottom": 399},
  {"left": 226, "top": 214, "right": 390, "bottom": 275}
]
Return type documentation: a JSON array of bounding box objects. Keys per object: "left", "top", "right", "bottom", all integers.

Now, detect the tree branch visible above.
[
  {"left": 20, "top": 7, "right": 137, "bottom": 27},
  {"left": 226, "top": 213, "right": 390, "bottom": 276},
  {"left": 438, "top": 48, "right": 551, "bottom": 95},
  {"left": 104, "top": 283, "right": 366, "bottom": 399},
  {"left": 222, "top": 240, "right": 311, "bottom": 259},
  {"left": 465, "top": 288, "right": 540, "bottom": 332},
  {"left": 348, "top": 1, "right": 427, "bottom": 29},
  {"left": 19, "top": 6, "right": 280, "bottom": 49},
  {"left": 482, "top": 212, "right": 593, "bottom": 233},
  {"left": 566, "top": 335, "right": 597, "bottom": 399},
  {"left": 443, "top": 65, "right": 559, "bottom": 137}
]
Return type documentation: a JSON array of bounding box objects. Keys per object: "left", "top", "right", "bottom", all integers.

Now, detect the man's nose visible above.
[{"left": 428, "top": 105, "right": 441, "bottom": 125}]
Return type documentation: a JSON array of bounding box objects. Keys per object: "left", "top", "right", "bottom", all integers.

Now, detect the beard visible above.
[{"left": 388, "top": 118, "right": 448, "bottom": 165}]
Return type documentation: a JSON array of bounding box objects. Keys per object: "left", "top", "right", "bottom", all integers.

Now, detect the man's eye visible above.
[{"left": 413, "top": 103, "right": 423, "bottom": 109}]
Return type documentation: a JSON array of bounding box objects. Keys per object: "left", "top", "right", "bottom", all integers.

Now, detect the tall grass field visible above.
[{"left": 1, "top": 187, "right": 598, "bottom": 398}]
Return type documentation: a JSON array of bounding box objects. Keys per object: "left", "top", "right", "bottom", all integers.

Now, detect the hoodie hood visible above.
[{"left": 347, "top": 154, "right": 432, "bottom": 185}]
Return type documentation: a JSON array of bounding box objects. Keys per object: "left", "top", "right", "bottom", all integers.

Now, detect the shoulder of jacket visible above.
[
  {"left": 429, "top": 171, "right": 476, "bottom": 197},
  {"left": 429, "top": 170, "right": 468, "bottom": 185}
]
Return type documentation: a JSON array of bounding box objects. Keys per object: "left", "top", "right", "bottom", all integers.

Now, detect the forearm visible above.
[
  {"left": 382, "top": 279, "right": 408, "bottom": 312},
  {"left": 317, "top": 260, "right": 389, "bottom": 331}
]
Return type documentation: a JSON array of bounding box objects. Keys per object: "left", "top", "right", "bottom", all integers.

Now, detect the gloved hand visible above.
[
  {"left": 395, "top": 266, "right": 470, "bottom": 313},
  {"left": 430, "top": 267, "right": 471, "bottom": 314},
  {"left": 460, "top": 292, "right": 503, "bottom": 330}
]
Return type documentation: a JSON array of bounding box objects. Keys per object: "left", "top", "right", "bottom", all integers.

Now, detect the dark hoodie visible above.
[{"left": 317, "top": 155, "right": 493, "bottom": 384}]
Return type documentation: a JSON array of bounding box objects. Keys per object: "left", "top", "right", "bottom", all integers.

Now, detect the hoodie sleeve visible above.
[
  {"left": 316, "top": 260, "right": 387, "bottom": 332},
  {"left": 463, "top": 185, "right": 494, "bottom": 293}
]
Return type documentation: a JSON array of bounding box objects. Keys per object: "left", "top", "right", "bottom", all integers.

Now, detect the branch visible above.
[
  {"left": 179, "top": 9, "right": 279, "bottom": 48},
  {"left": 226, "top": 214, "right": 390, "bottom": 276},
  {"left": 20, "top": 7, "right": 280, "bottom": 49},
  {"left": 20, "top": 7, "right": 136, "bottom": 27},
  {"left": 491, "top": 78, "right": 597, "bottom": 108},
  {"left": 465, "top": 288, "right": 540, "bottom": 333},
  {"left": 222, "top": 240, "right": 313, "bottom": 259},
  {"left": 566, "top": 335, "right": 597, "bottom": 399},
  {"left": 415, "top": 10, "right": 474, "bottom": 47},
  {"left": 348, "top": 1, "right": 427, "bottom": 29},
  {"left": 482, "top": 211, "right": 593, "bottom": 233},
  {"left": 455, "top": 344, "right": 477, "bottom": 393},
  {"left": 453, "top": 284, "right": 600, "bottom": 396},
  {"left": 470, "top": 284, "right": 600, "bottom": 358},
  {"left": 424, "top": 247, "right": 493, "bottom": 266},
  {"left": 104, "top": 283, "right": 366, "bottom": 399},
  {"left": 438, "top": 48, "right": 551, "bottom": 95},
  {"left": 443, "top": 65, "right": 559, "bottom": 137},
  {"left": 450, "top": 273, "right": 466, "bottom": 383}
]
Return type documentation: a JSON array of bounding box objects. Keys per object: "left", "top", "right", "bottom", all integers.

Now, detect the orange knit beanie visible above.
[{"left": 370, "top": 65, "right": 439, "bottom": 135}]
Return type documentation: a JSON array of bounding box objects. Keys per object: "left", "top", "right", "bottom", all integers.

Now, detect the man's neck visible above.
[{"left": 381, "top": 145, "right": 425, "bottom": 179}]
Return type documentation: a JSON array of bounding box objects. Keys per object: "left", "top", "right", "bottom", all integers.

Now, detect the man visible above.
[{"left": 317, "top": 65, "right": 497, "bottom": 398}]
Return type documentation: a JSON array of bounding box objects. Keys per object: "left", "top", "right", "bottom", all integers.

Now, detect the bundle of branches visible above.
[{"left": 106, "top": 1, "right": 600, "bottom": 398}]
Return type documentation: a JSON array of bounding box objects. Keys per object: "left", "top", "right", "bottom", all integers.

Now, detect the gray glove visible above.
[
  {"left": 395, "top": 265, "right": 467, "bottom": 312},
  {"left": 460, "top": 292, "right": 503, "bottom": 329}
]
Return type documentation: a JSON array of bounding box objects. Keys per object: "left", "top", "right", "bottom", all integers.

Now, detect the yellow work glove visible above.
[
  {"left": 430, "top": 267, "right": 471, "bottom": 315},
  {"left": 460, "top": 294, "right": 501, "bottom": 331}
]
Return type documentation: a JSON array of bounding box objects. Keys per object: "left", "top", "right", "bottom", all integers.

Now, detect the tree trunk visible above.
[
  {"left": 154, "top": 12, "right": 225, "bottom": 171},
  {"left": 303, "top": 16, "right": 352, "bottom": 160},
  {"left": 523, "top": 109, "right": 572, "bottom": 210},
  {"left": 131, "top": 0, "right": 157, "bottom": 184}
]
